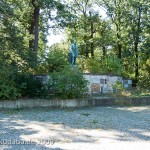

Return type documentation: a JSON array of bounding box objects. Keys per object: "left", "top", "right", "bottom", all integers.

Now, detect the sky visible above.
[
  {"left": 47, "top": 34, "right": 65, "bottom": 46},
  {"left": 47, "top": 5, "right": 107, "bottom": 46}
]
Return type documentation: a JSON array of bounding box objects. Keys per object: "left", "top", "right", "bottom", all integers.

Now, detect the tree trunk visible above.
[
  {"left": 118, "top": 43, "right": 122, "bottom": 59},
  {"left": 116, "top": 25, "right": 122, "bottom": 59},
  {"left": 134, "top": 42, "right": 139, "bottom": 81},
  {"left": 134, "top": 7, "right": 141, "bottom": 85},
  {"left": 85, "top": 46, "right": 89, "bottom": 58},
  {"left": 84, "top": 35, "right": 89, "bottom": 58},
  {"left": 33, "top": 5, "right": 40, "bottom": 65},
  {"left": 102, "top": 46, "right": 106, "bottom": 56},
  {"left": 116, "top": 19, "right": 122, "bottom": 59},
  {"left": 29, "top": 0, "right": 40, "bottom": 65},
  {"left": 90, "top": 18, "right": 94, "bottom": 58}
]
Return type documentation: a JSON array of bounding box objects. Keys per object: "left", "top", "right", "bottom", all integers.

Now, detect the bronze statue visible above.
[{"left": 68, "top": 40, "right": 78, "bottom": 65}]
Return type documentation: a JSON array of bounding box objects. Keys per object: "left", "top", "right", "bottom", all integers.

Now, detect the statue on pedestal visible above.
[{"left": 68, "top": 40, "right": 78, "bottom": 65}]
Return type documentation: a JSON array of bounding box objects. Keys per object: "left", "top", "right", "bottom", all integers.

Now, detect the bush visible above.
[
  {"left": 49, "top": 65, "right": 88, "bottom": 99},
  {"left": 0, "top": 66, "right": 20, "bottom": 100},
  {"left": 138, "top": 58, "right": 150, "bottom": 90},
  {"left": 113, "top": 80, "right": 124, "bottom": 92},
  {"left": 0, "top": 82, "right": 20, "bottom": 100},
  {"left": 84, "top": 56, "right": 123, "bottom": 75},
  {"left": 14, "top": 73, "right": 46, "bottom": 98},
  {"left": 37, "top": 45, "right": 68, "bottom": 74}
]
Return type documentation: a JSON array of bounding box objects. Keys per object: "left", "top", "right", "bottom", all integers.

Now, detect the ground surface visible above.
[{"left": 0, "top": 106, "right": 150, "bottom": 150}]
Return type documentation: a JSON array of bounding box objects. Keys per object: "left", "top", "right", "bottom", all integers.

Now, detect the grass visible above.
[
  {"left": 65, "top": 108, "right": 75, "bottom": 112},
  {"left": 2, "top": 108, "right": 21, "bottom": 115},
  {"left": 109, "top": 88, "right": 150, "bottom": 98},
  {"left": 81, "top": 113, "right": 90, "bottom": 117},
  {"left": 91, "top": 120, "right": 98, "bottom": 124}
]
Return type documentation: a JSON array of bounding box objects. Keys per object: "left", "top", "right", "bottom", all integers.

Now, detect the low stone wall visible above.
[
  {"left": 91, "top": 97, "right": 150, "bottom": 106},
  {"left": 0, "top": 97, "right": 150, "bottom": 109}
]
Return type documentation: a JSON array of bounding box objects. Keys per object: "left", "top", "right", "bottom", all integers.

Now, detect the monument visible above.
[{"left": 68, "top": 40, "right": 78, "bottom": 65}]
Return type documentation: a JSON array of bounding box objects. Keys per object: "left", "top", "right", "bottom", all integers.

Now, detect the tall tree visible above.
[
  {"left": 29, "top": 0, "right": 40, "bottom": 65},
  {"left": 68, "top": 0, "right": 94, "bottom": 57},
  {"left": 126, "top": 0, "right": 149, "bottom": 83},
  {"left": 96, "top": 0, "right": 129, "bottom": 59}
]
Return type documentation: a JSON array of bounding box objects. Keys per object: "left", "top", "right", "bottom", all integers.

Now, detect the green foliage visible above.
[
  {"left": 0, "top": 0, "right": 149, "bottom": 101},
  {"left": 91, "top": 120, "right": 98, "bottom": 124},
  {"left": 37, "top": 44, "right": 68, "bottom": 74},
  {"left": 84, "top": 56, "right": 124, "bottom": 75},
  {"left": 81, "top": 113, "right": 90, "bottom": 117},
  {"left": 49, "top": 65, "right": 88, "bottom": 99},
  {"left": 0, "top": 83, "right": 20, "bottom": 100},
  {"left": 0, "top": 65, "right": 20, "bottom": 100},
  {"left": 46, "top": 44, "right": 68, "bottom": 72},
  {"left": 113, "top": 81, "right": 124, "bottom": 92},
  {"left": 138, "top": 58, "right": 150, "bottom": 89},
  {"left": 67, "top": 0, "right": 149, "bottom": 85},
  {"left": 14, "top": 73, "right": 44, "bottom": 98}
]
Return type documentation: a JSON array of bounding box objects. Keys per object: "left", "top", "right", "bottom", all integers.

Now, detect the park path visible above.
[{"left": 0, "top": 106, "right": 150, "bottom": 150}]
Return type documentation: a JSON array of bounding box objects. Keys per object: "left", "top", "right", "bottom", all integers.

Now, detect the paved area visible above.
[{"left": 0, "top": 106, "right": 150, "bottom": 150}]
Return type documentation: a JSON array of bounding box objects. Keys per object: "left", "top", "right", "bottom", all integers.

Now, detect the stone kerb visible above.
[{"left": 0, "top": 97, "right": 150, "bottom": 109}]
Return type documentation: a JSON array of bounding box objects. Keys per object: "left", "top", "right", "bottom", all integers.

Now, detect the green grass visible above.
[
  {"left": 107, "top": 88, "right": 150, "bottom": 98},
  {"left": 81, "top": 113, "right": 90, "bottom": 117},
  {"left": 2, "top": 109, "right": 21, "bottom": 115},
  {"left": 91, "top": 120, "right": 98, "bottom": 124},
  {"left": 65, "top": 108, "right": 75, "bottom": 112}
]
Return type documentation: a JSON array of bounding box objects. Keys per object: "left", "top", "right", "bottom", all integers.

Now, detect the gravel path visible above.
[{"left": 0, "top": 106, "right": 150, "bottom": 150}]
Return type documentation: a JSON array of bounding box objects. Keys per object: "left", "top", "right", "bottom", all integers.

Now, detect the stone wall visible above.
[
  {"left": 34, "top": 74, "right": 132, "bottom": 95},
  {"left": 0, "top": 97, "right": 149, "bottom": 109},
  {"left": 84, "top": 74, "right": 132, "bottom": 95}
]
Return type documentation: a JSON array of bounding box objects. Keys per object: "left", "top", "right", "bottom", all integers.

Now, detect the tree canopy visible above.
[{"left": 0, "top": 0, "right": 149, "bottom": 99}]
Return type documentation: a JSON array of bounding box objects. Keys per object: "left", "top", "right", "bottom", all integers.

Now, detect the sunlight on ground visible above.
[
  {"left": 14, "top": 120, "right": 124, "bottom": 145},
  {"left": 116, "top": 106, "right": 150, "bottom": 112},
  {"left": 9, "top": 116, "right": 150, "bottom": 150},
  {"left": 0, "top": 106, "right": 150, "bottom": 150}
]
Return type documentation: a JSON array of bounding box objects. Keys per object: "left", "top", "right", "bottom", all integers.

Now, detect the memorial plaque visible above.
[{"left": 91, "top": 83, "right": 100, "bottom": 93}]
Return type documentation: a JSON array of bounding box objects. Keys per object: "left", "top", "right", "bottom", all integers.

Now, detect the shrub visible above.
[
  {"left": 113, "top": 80, "right": 124, "bottom": 92},
  {"left": 138, "top": 58, "right": 150, "bottom": 90},
  {"left": 84, "top": 56, "right": 123, "bottom": 75},
  {"left": 0, "top": 82, "right": 20, "bottom": 100},
  {"left": 46, "top": 48, "right": 68, "bottom": 72},
  {"left": 0, "top": 66, "right": 20, "bottom": 100},
  {"left": 14, "top": 73, "right": 45, "bottom": 98},
  {"left": 49, "top": 65, "right": 88, "bottom": 99}
]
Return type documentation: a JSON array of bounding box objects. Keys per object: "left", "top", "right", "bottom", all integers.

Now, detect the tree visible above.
[
  {"left": 28, "top": 0, "right": 40, "bottom": 65},
  {"left": 28, "top": 0, "right": 69, "bottom": 65},
  {"left": 96, "top": 0, "right": 150, "bottom": 83},
  {"left": 126, "top": 0, "right": 149, "bottom": 83},
  {"left": 66, "top": 0, "right": 94, "bottom": 57},
  {"left": 96, "top": 0, "right": 127, "bottom": 59}
]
